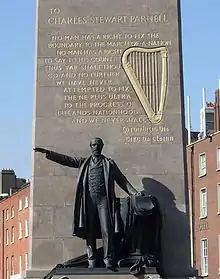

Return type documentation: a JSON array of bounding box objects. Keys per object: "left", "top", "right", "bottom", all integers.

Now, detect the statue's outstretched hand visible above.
[{"left": 33, "top": 147, "right": 48, "bottom": 154}]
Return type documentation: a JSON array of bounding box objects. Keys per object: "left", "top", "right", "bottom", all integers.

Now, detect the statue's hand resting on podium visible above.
[{"left": 33, "top": 147, "right": 49, "bottom": 154}]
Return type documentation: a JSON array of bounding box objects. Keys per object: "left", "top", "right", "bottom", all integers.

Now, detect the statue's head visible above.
[{"left": 90, "top": 137, "right": 104, "bottom": 157}]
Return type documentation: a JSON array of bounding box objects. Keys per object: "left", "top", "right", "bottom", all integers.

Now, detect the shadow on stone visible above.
[
  {"left": 44, "top": 177, "right": 197, "bottom": 279},
  {"left": 44, "top": 189, "right": 163, "bottom": 278},
  {"left": 141, "top": 177, "right": 196, "bottom": 277}
]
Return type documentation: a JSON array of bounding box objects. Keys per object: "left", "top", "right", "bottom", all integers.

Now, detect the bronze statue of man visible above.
[{"left": 34, "top": 137, "right": 138, "bottom": 269}]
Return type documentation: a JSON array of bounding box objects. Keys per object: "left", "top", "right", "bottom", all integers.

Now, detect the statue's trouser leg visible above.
[
  {"left": 97, "top": 198, "right": 113, "bottom": 265},
  {"left": 86, "top": 195, "right": 98, "bottom": 263},
  {"left": 86, "top": 237, "right": 96, "bottom": 261},
  {"left": 134, "top": 217, "right": 144, "bottom": 254}
]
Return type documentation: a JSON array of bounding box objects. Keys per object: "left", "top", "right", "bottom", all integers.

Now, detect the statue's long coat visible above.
[{"left": 46, "top": 151, "right": 138, "bottom": 239}]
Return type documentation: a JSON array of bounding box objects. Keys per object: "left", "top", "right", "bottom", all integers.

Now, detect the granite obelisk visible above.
[{"left": 28, "top": 0, "right": 192, "bottom": 278}]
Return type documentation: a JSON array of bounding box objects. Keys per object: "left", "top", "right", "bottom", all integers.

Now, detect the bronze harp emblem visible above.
[{"left": 122, "top": 46, "right": 168, "bottom": 124}]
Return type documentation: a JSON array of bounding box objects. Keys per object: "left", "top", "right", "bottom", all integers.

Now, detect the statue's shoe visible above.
[
  {"left": 104, "top": 259, "right": 113, "bottom": 269},
  {"left": 88, "top": 260, "right": 96, "bottom": 268}
]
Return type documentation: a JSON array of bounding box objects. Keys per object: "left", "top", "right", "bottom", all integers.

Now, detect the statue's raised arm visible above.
[{"left": 33, "top": 147, "right": 84, "bottom": 168}]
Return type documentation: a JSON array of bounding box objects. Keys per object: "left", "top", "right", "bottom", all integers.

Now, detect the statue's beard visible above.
[{"left": 92, "top": 150, "right": 101, "bottom": 156}]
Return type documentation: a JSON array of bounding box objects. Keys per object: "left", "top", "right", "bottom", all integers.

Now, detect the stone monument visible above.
[
  {"left": 33, "top": 139, "right": 163, "bottom": 278},
  {"left": 26, "top": 0, "right": 195, "bottom": 278}
]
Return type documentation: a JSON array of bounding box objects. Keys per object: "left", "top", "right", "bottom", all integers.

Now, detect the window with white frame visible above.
[
  {"left": 18, "top": 221, "right": 22, "bottom": 239},
  {"left": 201, "top": 238, "right": 208, "bottom": 276},
  {"left": 217, "top": 148, "right": 220, "bottom": 170},
  {"left": 19, "top": 255, "right": 22, "bottom": 274},
  {"left": 6, "top": 257, "right": 9, "bottom": 279},
  {"left": 200, "top": 188, "right": 207, "bottom": 218},
  {"left": 11, "top": 226, "right": 14, "bottom": 243},
  {"left": 24, "top": 196, "right": 28, "bottom": 208},
  {"left": 18, "top": 199, "right": 22, "bottom": 211},
  {"left": 25, "top": 220, "right": 29, "bottom": 237},
  {"left": 6, "top": 229, "right": 9, "bottom": 245},
  {"left": 11, "top": 206, "right": 14, "bottom": 218},
  {"left": 25, "top": 253, "right": 29, "bottom": 270},
  {"left": 5, "top": 209, "right": 9, "bottom": 221},
  {"left": 199, "top": 153, "right": 206, "bottom": 176},
  {"left": 11, "top": 256, "right": 14, "bottom": 275}
]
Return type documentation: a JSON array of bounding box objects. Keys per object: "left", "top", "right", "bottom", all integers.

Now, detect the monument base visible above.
[
  {"left": 52, "top": 274, "right": 161, "bottom": 279},
  {"left": 24, "top": 269, "right": 50, "bottom": 279},
  {"left": 24, "top": 267, "right": 200, "bottom": 279},
  {"left": 24, "top": 267, "right": 159, "bottom": 279}
]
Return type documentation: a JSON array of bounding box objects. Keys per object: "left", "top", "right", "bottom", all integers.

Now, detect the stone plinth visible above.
[
  {"left": 52, "top": 275, "right": 161, "bottom": 279},
  {"left": 24, "top": 268, "right": 160, "bottom": 279},
  {"left": 24, "top": 269, "right": 199, "bottom": 279}
]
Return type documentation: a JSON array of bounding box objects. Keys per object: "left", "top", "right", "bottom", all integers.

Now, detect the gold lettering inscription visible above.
[
  {"left": 63, "top": 101, "right": 133, "bottom": 109},
  {"left": 70, "top": 116, "right": 153, "bottom": 124},
  {"left": 44, "top": 9, "right": 173, "bottom": 144},
  {"left": 48, "top": 73, "right": 76, "bottom": 79},
  {"left": 44, "top": 65, "right": 63, "bottom": 71},
  {"left": 81, "top": 64, "right": 120, "bottom": 71},
  {"left": 84, "top": 41, "right": 138, "bottom": 48},
  {"left": 48, "top": 16, "right": 89, "bottom": 25},
  {"left": 57, "top": 109, "right": 138, "bottom": 117},
  {"left": 90, "top": 71, "right": 119, "bottom": 78},
  {"left": 56, "top": 49, "right": 101, "bottom": 56},
  {"left": 62, "top": 86, "right": 130, "bottom": 94},
  {"left": 152, "top": 135, "right": 174, "bottom": 143},
  {"left": 89, "top": 80, "right": 112, "bottom": 86},
  {"left": 48, "top": 42, "right": 83, "bottom": 48},
  {"left": 64, "top": 94, "right": 131, "bottom": 101},
  {"left": 122, "top": 126, "right": 169, "bottom": 134},
  {"left": 130, "top": 14, "right": 168, "bottom": 24},
  {"left": 51, "top": 33, "right": 159, "bottom": 42},
  {"left": 51, "top": 34, "right": 95, "bottom": 41},
  {"left": 124, "top": 135, "right": 174, "bottom": 144},
  {"left": 49, "top": 40, "right": 172, "bottom": 54},
  {"left": 47, "top": 14, "right": 168, "bottom": 25},
  {"left": 48, "top": 73, "right": 120, "bottom": 86},
  {"left": 125, "top": 136, "right": 150, "bottom": 144},
  {"left": 49, "top": 8, "right": 61, "bottom": 14},
  {"left": 44, "top": 58, "right": 66, "bottom": 64},
  {"left": 121, "top": 125, "right": 174, "bottom": 144}
]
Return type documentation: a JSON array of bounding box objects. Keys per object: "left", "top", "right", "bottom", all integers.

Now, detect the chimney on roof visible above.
[
  {"left": 16, "top": 178, "right": 27, "bottom": 188},
  {"left": 0, "top": 169, "right": 16, "bottom": 195}
]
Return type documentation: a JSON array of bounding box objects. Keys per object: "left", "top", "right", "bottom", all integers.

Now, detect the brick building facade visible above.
[
  {"left": 186, "top": 88, "right": 220, "bottom": 278},
  {"left": 0, "top": 170, "right": 30, "bottom": 279},
  {"left": 187, "top": 131, "right": 220, "bottom": 279}
]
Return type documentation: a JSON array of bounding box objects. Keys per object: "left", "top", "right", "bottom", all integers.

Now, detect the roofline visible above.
[
  {"left": 187, "top": 130, "right": 220, "bottom": 148},
  {"left": 0, "top": 182, "right": 30, "bottom": 203}
]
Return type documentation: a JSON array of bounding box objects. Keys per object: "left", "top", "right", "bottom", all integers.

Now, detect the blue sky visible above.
[{"left": 0, "top": 1, "right": 220, "bottom": 178}]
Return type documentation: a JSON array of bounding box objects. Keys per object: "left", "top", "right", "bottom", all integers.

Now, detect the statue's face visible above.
[{"left": 90, "top": 138, "right": 103, "bottom": 156}]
